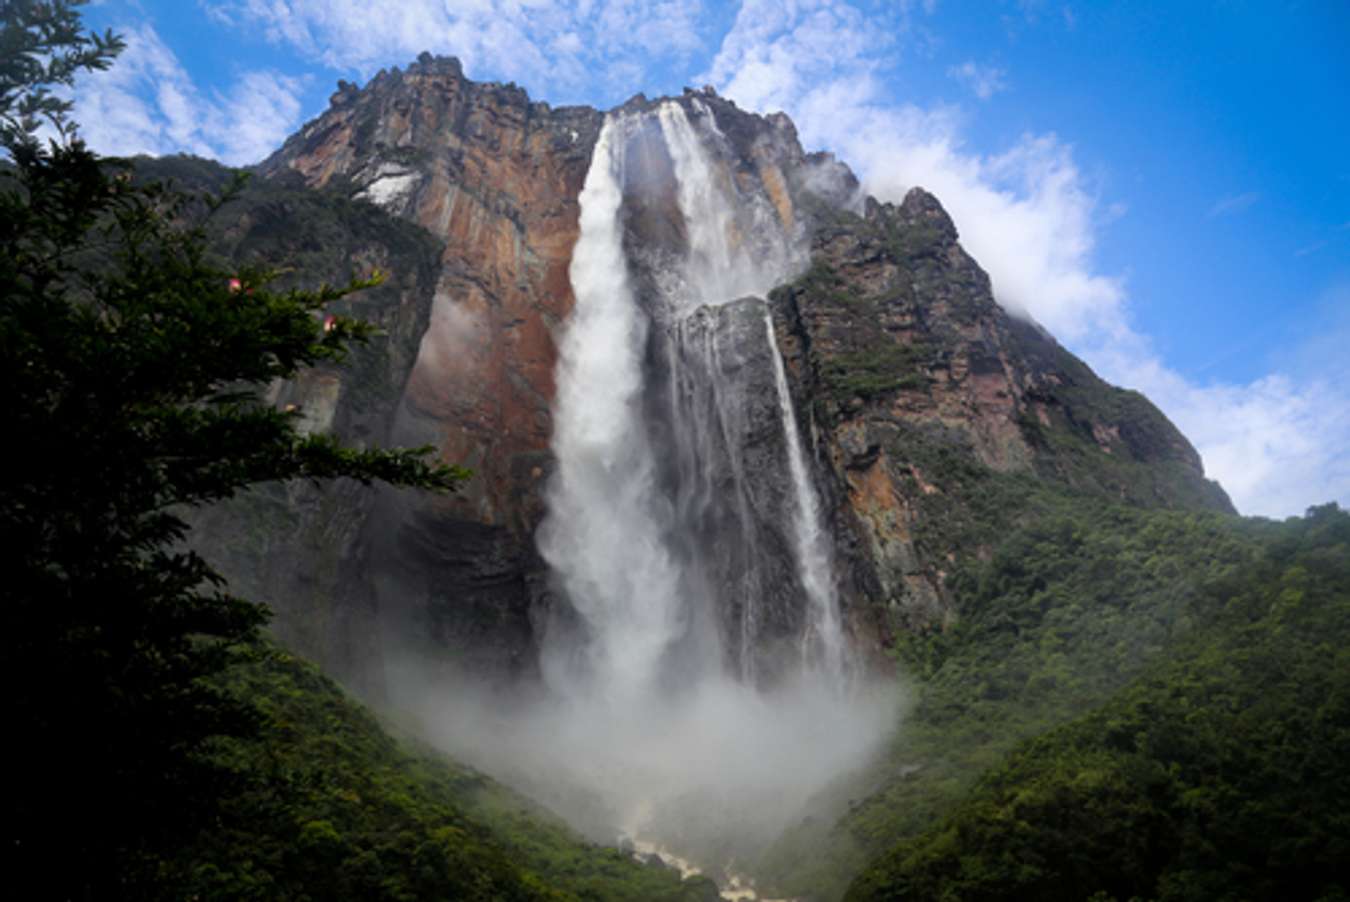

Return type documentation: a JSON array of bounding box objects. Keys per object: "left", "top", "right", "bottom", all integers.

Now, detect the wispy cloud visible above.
[
  {"left": 947, "top": 61, "right": 1007, "bottom": 100},
  {"left": 71, "top": 22, "right": 304, "bottom": 165},
  {"left": 701, "top": 0, "right": 888, "bottom": 114},
  {"left": 201, "top": 0, "right": 713, "bottom": 105},
  {"left": 704, "top": 1, "right": 1347, "bottom": 517},
  {"left": 1207, "top": 191, "right": 1260, "bottom": 218},
  {"left": 1295, "top": 240, "right": 1329, "bottom": 257}
]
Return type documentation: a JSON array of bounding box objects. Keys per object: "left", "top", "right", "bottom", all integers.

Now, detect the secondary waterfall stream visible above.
[
  {"left": 763, "top": 313, "right": 846, "bottom": 683},
  {"left": 418, "top": 98, "right": 892, "bottom": 893}
]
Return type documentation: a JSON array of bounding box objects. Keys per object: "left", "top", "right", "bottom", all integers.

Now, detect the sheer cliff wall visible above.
[{"left": 192, "top": 55, "right": 1231, "bottom": 691}]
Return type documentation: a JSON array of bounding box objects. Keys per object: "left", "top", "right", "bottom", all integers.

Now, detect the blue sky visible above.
[{"left": 72, "top": 0, "right": 1349, "bottom": 516}]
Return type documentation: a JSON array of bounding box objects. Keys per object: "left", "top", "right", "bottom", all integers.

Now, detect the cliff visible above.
[
  {"left": 770, "top": 186, "right": 1233, "bottom": 638},
  {"left": 194, "top": 55, "right": 1231, "bottom": 691}
]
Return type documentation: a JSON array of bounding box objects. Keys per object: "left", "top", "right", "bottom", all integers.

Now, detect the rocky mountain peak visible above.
[{"left": 217, "top": 57, "right": 1230, "bottom": 688}]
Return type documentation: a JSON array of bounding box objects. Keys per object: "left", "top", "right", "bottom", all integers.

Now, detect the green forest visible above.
[
  {"left": 757, "top": 457, "right": 1350, "bottom": 900},
  {"left": 843, "top": 503, "right": 1350, "bottom": 900}
]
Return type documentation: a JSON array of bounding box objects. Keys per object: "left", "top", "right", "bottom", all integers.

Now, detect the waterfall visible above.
[
  {"left": 540, "top": 97, "right": 847, "bottom": 698},
  {"left": 764, "top": 313, "right": 846, "bottom": 682},
  {"left": 658, "top": 98, "right": 794, "bottom": 305},
  {"left": 419, "top": 98, "right": 891, "bottom": 873},
  {"left": 536, "top": 114, "right": 686, "bottom": 703},
  {"left": 658, "top": 100, "right": 845, "bottom": 683}
]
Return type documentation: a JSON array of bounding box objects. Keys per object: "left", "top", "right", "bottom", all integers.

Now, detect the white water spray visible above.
[
  {"left": 658, "top": 99, "right": 796, "bottom": 306},
  {"left": 536, "top": 114, "right": 686, "bottom": 703}
]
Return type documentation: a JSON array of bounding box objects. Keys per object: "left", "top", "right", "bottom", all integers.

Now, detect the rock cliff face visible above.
[
  {"left": 769, "top": 190, "right": 1233, "bottom": 637},
  {"left": 208, "top": 56, "right": 1230, "bottom": 691},
  {"left": 252, "top": 55, "right": 603, "bottom": 683},
  {"left": 137, "top": 155, "right": 447, "bottom": 693}
]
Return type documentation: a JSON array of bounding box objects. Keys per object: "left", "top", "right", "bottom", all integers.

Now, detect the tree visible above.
[
  {"left": 0, "top": 3, "right": 466, "bottom": 894},
  {"left": 1, "top": 0, "right": 122, "bottom": 149}
]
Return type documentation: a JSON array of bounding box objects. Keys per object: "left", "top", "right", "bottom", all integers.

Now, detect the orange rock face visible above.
[{"left": 264, "top": 56, "right": 603, "bottom": 537}]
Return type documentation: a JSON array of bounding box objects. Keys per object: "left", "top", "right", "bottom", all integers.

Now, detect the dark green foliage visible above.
[
  {"left": 1015, "top": 339, "right": 1233, "bottom": 514},
  {"left": 759, "top": 486, "right": 1265, "bottom": 899},
  {"left": 0, "top": 12, "right": 466, "bottom": 895},
  {"left": 794, "top": 260, "right": 869, "bottom": 310},
  {"left": 822, "top": 343, "right": 932, "bottom": 399},
  {"left": 163, "top": 644, "right": 705, "bottom": 901},
  {"left": 848, "top": 504, "right": 1350, "bottom": 901},
  {"left": 176, "top": 646, "right": 555, "bottom": 901}
]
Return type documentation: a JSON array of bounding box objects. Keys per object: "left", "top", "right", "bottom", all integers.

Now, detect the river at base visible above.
[{"left": 627, "top": 838, "right": 799, "bottom": 902}]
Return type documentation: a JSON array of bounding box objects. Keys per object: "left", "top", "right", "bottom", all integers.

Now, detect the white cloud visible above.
[
  {"left": 1092, "top": 344, "right": 1350, "bottom": 518},
  {"left": 947, "top": 60, "right": 1006, "bottom": 100},
  {"left": 71, "top": 23, "right": 304, "bottom": 165},
  {"left": 704, "top": 1, "right": 1348, "bottom": 517},
  {"left": 203, "top": 0, "right": 710, "bottom": 102},
  {"left": 701, "top": 0, "right": 888, "bottom": 113},
  {"left": 1207, "top": 191, "right": 1260, "bottom": 218}
]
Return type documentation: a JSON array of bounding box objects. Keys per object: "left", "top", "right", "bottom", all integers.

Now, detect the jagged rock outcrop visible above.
[
  {"left": 195, "top": 56, "right": 1231, "bottom": 690},
  {"left": 769, "top": 190, "right": 1232, "bottom": 635}
]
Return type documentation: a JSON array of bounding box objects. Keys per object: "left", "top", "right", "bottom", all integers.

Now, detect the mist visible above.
[{"left": 390, "top": 659, "right": 897, "bottom": 873}]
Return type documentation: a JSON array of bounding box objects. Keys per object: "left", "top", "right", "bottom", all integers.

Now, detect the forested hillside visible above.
[
  {"left": 761, "top": 491, "right": 1350, "bottom": 900},
  {"left": 159, "top": 643, "right": 716, "bottom": 901},
  {"left": 848, "top": 503, "right": 1350, "bottom": 900}
]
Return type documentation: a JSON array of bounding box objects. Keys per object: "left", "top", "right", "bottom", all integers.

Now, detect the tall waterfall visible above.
[
  {"left": 423, "top": 99, "right": 890, "bottom": 875},
  {"left": 540, "top": 99, "right": 845, "bottom": 693},
  {"left": 536, "top": 114, "right": 687, "bottom": 703}
]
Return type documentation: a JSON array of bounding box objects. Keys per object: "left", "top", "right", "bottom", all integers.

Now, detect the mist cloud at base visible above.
[{"left": 385, "top": 655, "right": 899, "bottom": 870}]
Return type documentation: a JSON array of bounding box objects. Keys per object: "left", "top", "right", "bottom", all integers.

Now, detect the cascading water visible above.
[
  {"left": 657, "top": 99, "right": 784, "bottom": 305},
  {"left": 416, "top": 99, "right": 892, "bottom": 889},
  {"left": 535, "top": 114, "right": 688, "bottom": 703},
  {"left": 764, "top": 313, "right": 846, "bottom": 682},
  {"left": 656, "top": 99, "right": 845, "bottom": 685},
  {"left": 540, "top": 98, "right": 845, "bottom": 694}
]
